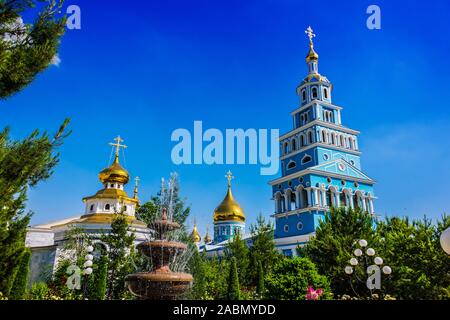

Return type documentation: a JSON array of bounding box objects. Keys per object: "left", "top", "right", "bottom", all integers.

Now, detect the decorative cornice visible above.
[
  {"left": 280, "top": 143, "right": 362, "bottom": 160},
  {"left": 280, "top": 119, "right": 360, "bottom": 140}
]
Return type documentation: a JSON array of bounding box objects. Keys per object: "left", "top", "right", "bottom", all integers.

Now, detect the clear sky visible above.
[{"left": 1, "top": 0, "right": 450, "bottom": 236}]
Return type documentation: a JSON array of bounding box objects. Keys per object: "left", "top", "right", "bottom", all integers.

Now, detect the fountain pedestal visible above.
[{"left": 126, "top": 208, "right": 193, "bottom": 300}]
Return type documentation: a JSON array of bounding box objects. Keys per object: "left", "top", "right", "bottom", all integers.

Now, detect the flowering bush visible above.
[{"left": 305, "top": 286, "right": 324, "bottom": 300}]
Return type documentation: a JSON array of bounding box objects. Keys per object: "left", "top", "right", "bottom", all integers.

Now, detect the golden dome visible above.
[
  {"left": 306, "top": 43, "right": 319, "bottom": 62},
  {"left": 99, "top": 154, "right": 130, "bottom": 184},
  {"left": 191, "top": 224, "right": 201, "bottom": 243},
  {"left": 213, "top": 186, "right": 246, "bottom": 223}
]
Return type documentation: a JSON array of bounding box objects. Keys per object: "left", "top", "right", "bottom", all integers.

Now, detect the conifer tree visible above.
[
  {"left": 227, "top": 257, "right": 240, "bottom": 300},
  {"left": 0, "top": 120, "right": 70, "bottom": 297},
  {"left": 226, "top": 231, "right": 249, "bottom": 286},
  {"left": 89, "top": 251, "right": 108, "bottom": 300},
  {"left": 9, "top": 249, "right": 31, "bottom": 299},
  {"left": 256, "top": 260, "right": 264, "bottom": 298},
  {"left": 0, "top": 0, "right": 66, "bottom": 98},
  {"left": 101, "top": 213, "right": 135, "bottom": 300}
]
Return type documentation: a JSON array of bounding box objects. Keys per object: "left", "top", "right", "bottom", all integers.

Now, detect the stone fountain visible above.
[{"left": 125, "top": 207, "right": 193, "bottom": 299}]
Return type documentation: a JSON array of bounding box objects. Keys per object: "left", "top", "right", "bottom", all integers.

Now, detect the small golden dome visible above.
[
  {"left": 204, "top": 227, "right": 212, "bottom": 243},
  {"left": 306, "top": 43, "right": 319, "bottom": 62},
  {"left": 213, "top": 186, "right": 246, "bottom": 223},
  {"left": 191, "top": 224, "right": 201, "bottom": 243},
  {"left": 99, "top": 154, "right": 130, "bottom": 184}
]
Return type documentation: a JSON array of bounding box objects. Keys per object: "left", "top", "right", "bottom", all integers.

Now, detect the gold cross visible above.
[
  {"left": 109, "top": 135, "right": 127, "bottom": 157},
  {"left": 135, "top": 176, "right": 140, "bottom": 187},
  {"left": 225, "top": 170, "right": 234, "bottom": 187},
  {"left": 305, "top": 26, "right": 316, "bottom": 44}
]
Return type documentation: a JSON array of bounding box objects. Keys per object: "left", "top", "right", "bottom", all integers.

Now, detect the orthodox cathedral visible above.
[
  {"left": 26, "top": 27, "right": 377, "bottom": 283},
  {"left": 193, "top": 27, "right": 376, "bottom": 257}
]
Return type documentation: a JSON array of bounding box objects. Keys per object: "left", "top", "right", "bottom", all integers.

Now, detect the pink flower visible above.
[{"left": 305, "top": 286, "right": 324, "bottom": 300}]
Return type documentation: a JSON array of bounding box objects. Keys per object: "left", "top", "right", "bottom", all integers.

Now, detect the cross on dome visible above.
[
  {"left": 305, "top": 26, "right": 316, "bottom": 44},
  {"left": 225, "top": 170, "right": 234, "bottom": 187},
  {"left": 109, "top": 135, "right": 127, "bottom": 158}
]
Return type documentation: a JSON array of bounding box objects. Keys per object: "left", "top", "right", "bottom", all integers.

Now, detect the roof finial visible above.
[
  {"left": 305, "top": 26, "right": 316, "bottom": 46},
  {"left": 225, "top": 170, "right": 234, "bottom": 188},
  {"left": 109, "top": 135, "right": 127, "bottom": 163}
]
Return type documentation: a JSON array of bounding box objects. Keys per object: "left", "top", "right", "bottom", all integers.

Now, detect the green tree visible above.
[
  {"left": 248, "top": 213, "right": 279, "bottom": 285},
  {"left": 226, "top": 231, "right": 249, "bottom": 286},
  {"left": 0, "top": 120, "right": 70, "bottom": 297},
  {"left": 298, "top": 207, "right": 377, "bottom": 297},
  {"left": 0, "top": 0, "right": 66, "bottom": 98},
  {"left": 265, "top": 257, "right": 331, "bottom": 300},
  {"left": 256, "top": 260, "right": 264, "bottom": 298},
  {"left": 9, "top": 248, "right": 31, "bottom": 299},
  {"left": 377, "top": 215, "right": 450, "bottom": 299},
  {"left": 101, "top": 213, "right": 135, "bottom": 300},
  {"left": 227, "top": 257, "right": 240, "bottom": 300},
  {"left": 89, "top": 250, "right": 108, "bottom": 300}
]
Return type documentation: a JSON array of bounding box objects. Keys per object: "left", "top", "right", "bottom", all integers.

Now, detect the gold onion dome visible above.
[
  {"left": 306, "top": 43, "right": 319, "bottom": 62},
  {"left": 213, "top": 171, "right": 246, "bottom": 223},
  {"left": 191, "top": 224, "right": 201, "bottom": 243},
  {"left": 204, "top": 231, "right": 212, "bottom": 244},
  {"left": 99, "top": 154, "right": 130, "bottom": 184}
]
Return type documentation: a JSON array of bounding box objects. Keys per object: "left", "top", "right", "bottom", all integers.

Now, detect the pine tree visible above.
[
  {"left": 227, "top": 257, "right": 240, "bottom": 300},
  {"left": 9, "top": 249, "right": 31, "bottom": 299},
  {"left": 256, "top": 260, "right": 264, "bottom": 298},
  {"left": 0, "top": 120, "right": 70, "bottom": 297},
  {"left": 101, "top": 213, "right": 135, "bottom": 300},
  {"left": 249, "top": 213, "right": 279, "bottom": 285},
  {"left": 226, "top": 231, "right": 249, "bottom": 286},
  {"left": 89, "top": 251, "right": 108, "bottom": 300},
  {"left": 0, "top": 0, "right": 66, "bottom": 98}
]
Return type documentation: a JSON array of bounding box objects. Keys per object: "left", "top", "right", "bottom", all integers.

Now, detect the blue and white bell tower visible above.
[{"left": 269, "top": 27, "right": 376, "bottom": 256}]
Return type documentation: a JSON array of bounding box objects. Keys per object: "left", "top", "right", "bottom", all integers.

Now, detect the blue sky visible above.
[{"left": 1, "top": 0, "right": 450, "bottom": 235}]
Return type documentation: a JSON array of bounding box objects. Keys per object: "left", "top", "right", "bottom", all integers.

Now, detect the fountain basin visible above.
[
  {"left": 126, "top": 271, "right": 193, "bottom": 300},
  {"left": 137, "top": 241, "right": 187, "bottom": 269}
]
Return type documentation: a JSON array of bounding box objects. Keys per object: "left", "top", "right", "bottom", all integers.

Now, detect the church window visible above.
[
  {"left": 350, "top": 160, "right": 355, "bottom": 166},
  {"left": 90, "top": 204, "right": 94, "bottom": 212},
  {"left": 287, "top": 161, "right": 296, "bottom": 170},
  {"left": 302, "top": 89, "right": 306, "bottom": 101},
  {"left": 284, "top": 142, "right": 289, "bottom": 154},
  {"left": 323, "top": 153, "right": 329, "bottom": 160},
  {"left": 321, "top": 131, "right": 327, "bottom": 143},
  {"left": 312, "top": 87, "right": 318, "bottom": 99},
  {"left": 326, "top": 189, "right": 333, "bottom": 207},
  {"left": 308, "top": 131, "right": 314, "bottom": 144},
  {"left": 291, "top": 139, "right": 297, "bottom": 151},
  {"left": 302, "top": 155, "right": 312, "bottom": 164},
  {"left": 284, "top": 224, "right": 289, "bottom": 232},
  {"left": 300, "top": 135, "right": 306, "bottom": 147},
  {"left": 324, "top": 88, "right": 328, "bottom": 99},
  {"left": 299, "top": 177, "right": 304, "bottom": 183},
  {"left": 123, "top": 205, "right": 127, "bottom": 212},
  {"left": 340, "top": 135, "right": 345, "bottom": 147},
  {"left": 341, "top": 180, "right": 346, "bottom": 186},
  {"left": 105, "top": 204, "right": 111, "bottom": 211},
  {"left": 331, "top": 133, "right": 335, "bottom": 145},
  {"left": 297, "top": 222, "right": 304, "bottom": 230},
  {"left": 326, "top": 177, "right": 332, "bottom": 183}
]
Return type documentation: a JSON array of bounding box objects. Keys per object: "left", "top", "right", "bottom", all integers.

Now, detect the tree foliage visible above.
[
  {"left": 0, "top": 0, "right": 66, "bottom": 98},
  {"left": 298, "top": 207, "right": 378, "bottom": 297},
  {"left": 0, "top": 119, "right": 70, "bottom": 297},
  {"left": 9, "top": 248, "right": 31, "bottom": 299},
  {"left": 376, "top": 215, "right": 450, "bottom": 299},
  {"left": 227, "top": 257, "right": 240, "bottom": 300},
  {"left": 264, "top": 257, "right": 331, "bottom": 300}
]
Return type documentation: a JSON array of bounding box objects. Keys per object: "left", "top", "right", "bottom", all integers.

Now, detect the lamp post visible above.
[
  {"left": 81, "top": 245, "right": 94, "bottom": 298},
  {"left": 344, "top": 239, "right": 391, "bottom": 299}
]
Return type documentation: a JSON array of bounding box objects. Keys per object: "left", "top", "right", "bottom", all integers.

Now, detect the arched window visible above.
[
  {"left": 287, "top": 161, "right": 296, "bottom": 170},
  {"left": 308, "top": 131, "right": 314, "bottom": 144},
  {"left": 324, "top": 88, "right": 328, "bottom": 99},
  {"left": 90, "top": 204, "right": 94, "bottom": 212},
  {"left": 123, "top": 205, "right": 128, "bottom": 212},
  {"left": 302, "top": 89, "right": 306, "bottom": 101},
  {"left": 300, "top": 135, "right": 306, "bottom": 147},
  {"left": 340, "top": 135, "right": 345, "bottom": 147},
  {"left": 312, "top": 87, "right": 318, "bottom": 99},
  {"left": 105, "top": 204, "right": 111, "bottom": 211},
  {"left": 284, "top": 142, "right": 289, "bottom": 154},
  {"left": 302, "top": 155, "right": 312, "bottom": 164},
  {"left": 291, "top": 139, "right": 297, "bottom": 151},
  {"left": 331, "top": 133, "right": 335, "bottom": 145}
]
